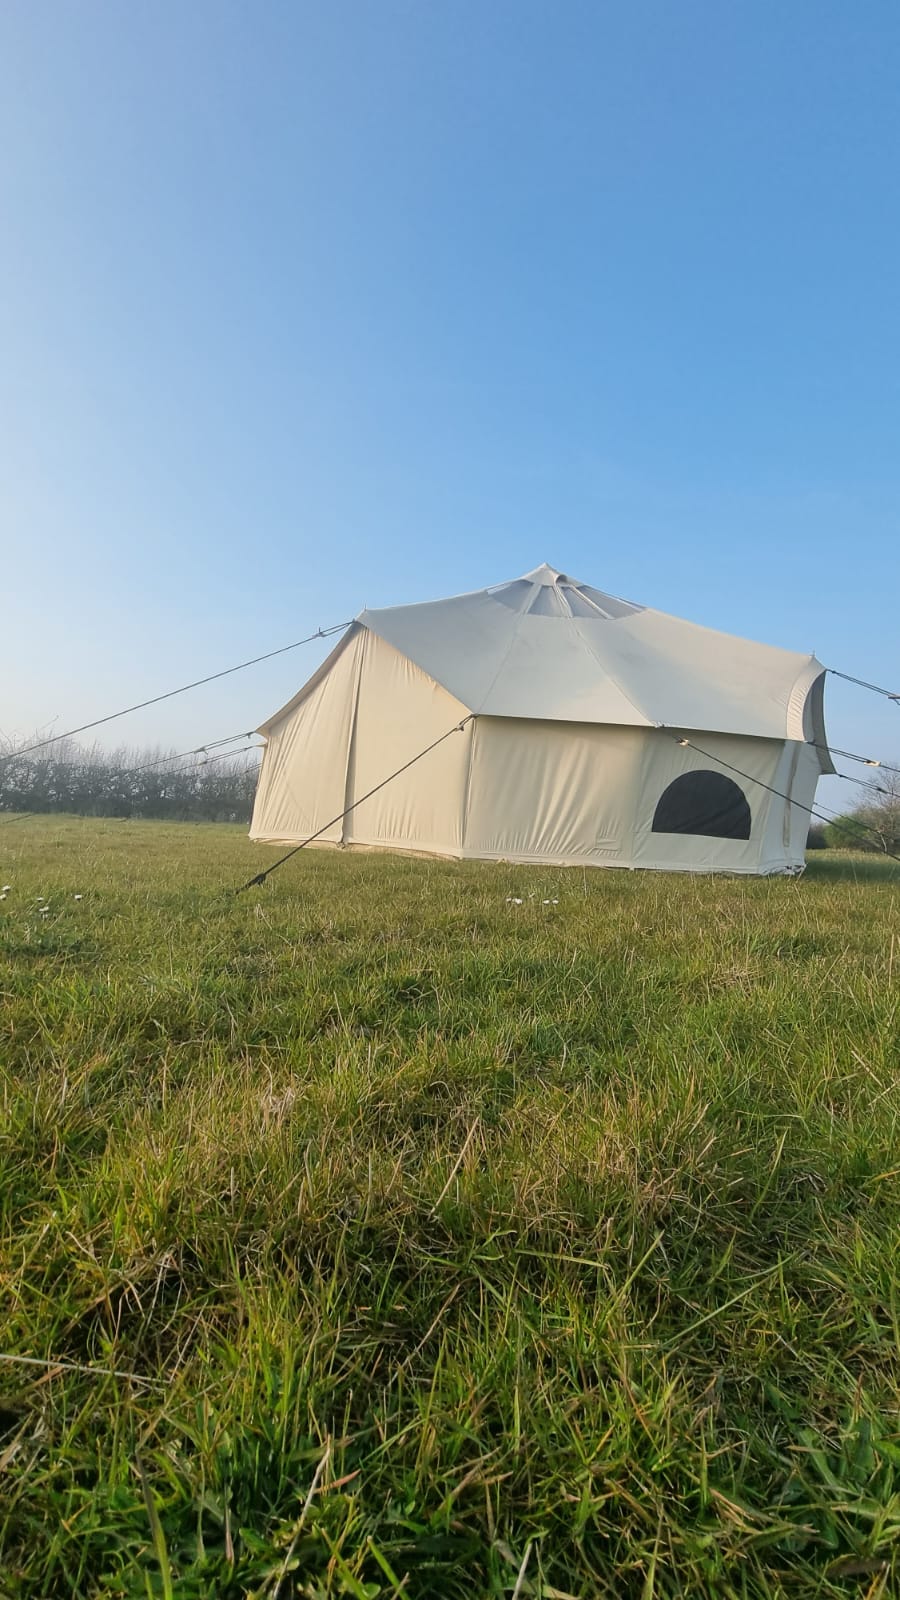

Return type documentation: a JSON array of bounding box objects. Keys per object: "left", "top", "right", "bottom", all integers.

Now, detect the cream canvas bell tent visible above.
[{"left": 250, "top": 565, "right": 832, "bottom": 875}]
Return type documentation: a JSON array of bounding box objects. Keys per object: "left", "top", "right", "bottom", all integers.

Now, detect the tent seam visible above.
[
  {"left": 340, "top": 630, "right": 366, "bottom": 843},
  {"left": 569, "top": 617, "right": 655, "bottom": 727},
  {"left": 470, "top": 601, "right": 531, "bottom": 714},
  {"left": 459, "top": 717, "right": 478, "bottom": 852}
]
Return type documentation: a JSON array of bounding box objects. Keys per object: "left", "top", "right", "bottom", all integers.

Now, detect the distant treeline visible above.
[{"left": 0, "top": 738, "right": 261, "bottom": 823}]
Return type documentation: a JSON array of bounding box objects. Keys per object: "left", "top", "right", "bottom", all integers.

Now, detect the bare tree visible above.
[
  {"left": 858, "top": 768, "right": 900, "bottom": 853},
  {"left": 825, "top": 765, "right": 900, "bottom": 853}
]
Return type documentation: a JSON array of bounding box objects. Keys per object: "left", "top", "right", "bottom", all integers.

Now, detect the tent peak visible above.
[
  {"left": 487, "top": 567, "right": 644, "bottom": 621},
  {"left": 521, "top": 562, "right": 571, "bottom": 585}
]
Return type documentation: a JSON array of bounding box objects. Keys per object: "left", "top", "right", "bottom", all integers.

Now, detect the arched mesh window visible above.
[{"left": 652, "top": 770, "right": 751, "bottom": 840}]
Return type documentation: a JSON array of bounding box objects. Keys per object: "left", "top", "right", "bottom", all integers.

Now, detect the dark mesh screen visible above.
[{"left": 652, "top": 771, "right": 751, "bottom": 840}]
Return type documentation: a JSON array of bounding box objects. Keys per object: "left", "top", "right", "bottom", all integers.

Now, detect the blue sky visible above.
[{"left": 1, "top": 1, "right": 898, "bottom": 799}]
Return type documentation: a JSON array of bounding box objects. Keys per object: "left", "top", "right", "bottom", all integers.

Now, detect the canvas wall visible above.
[{"left": 251, "top": 626, "right": 822, "bottom": 874}]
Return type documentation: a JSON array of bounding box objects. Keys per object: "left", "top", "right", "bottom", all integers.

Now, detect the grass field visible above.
[{"left": 1, "top": 816, "right": 899, "bottom": 1599}]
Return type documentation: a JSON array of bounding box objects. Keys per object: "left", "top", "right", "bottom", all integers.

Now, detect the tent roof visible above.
[{"left": 357, "top": 564, "right": 825, "bottom": 740}]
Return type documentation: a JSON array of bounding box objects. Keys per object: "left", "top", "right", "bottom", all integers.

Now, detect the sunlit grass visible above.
[{"left": 1, "top": 817, "right": 899, "bottom": 1597}]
